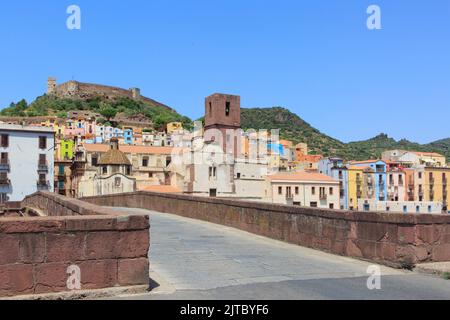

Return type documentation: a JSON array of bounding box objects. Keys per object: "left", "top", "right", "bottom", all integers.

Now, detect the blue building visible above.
[
  {"left": 351, "top": 160, "right": 387, "bottom": 202},
  {"left": 319, "top": 157, "right": 349, "bottom": 209},
  {"left": 123, "top": 128, "right": 133, "bottom": 145}
]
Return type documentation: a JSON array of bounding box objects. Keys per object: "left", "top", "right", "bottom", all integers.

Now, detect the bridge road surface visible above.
[{"left": 109, "top": 207, "right": 450, "bottom": 300}]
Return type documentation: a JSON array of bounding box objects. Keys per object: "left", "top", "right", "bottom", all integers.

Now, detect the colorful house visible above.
[
  {"left": 318, "top": 157, "right": 349, "bottom": 209},
  {"left": 350, "top": 160, "right": 387, "bottom": 203},
  {"left": 59, "top": 139, "right": 74, "bottom": 161}
]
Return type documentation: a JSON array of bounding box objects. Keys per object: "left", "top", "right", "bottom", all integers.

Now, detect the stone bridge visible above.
[{"left": 2, "top": 191, "right": 450, "bottom": 299}]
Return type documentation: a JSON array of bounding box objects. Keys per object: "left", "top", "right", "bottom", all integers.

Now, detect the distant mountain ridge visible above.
[{"left": 240, "top": 107, "right": 450, "bottom": 161}]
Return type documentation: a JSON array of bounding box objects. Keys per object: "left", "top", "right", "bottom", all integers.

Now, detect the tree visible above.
[{"left": 99, "top": 106, "right": 117, "bottom": 121}]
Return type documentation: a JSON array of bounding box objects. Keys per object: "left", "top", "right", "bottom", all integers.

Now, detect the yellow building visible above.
[
  {"left": 415, "top": 167, "right": 450, "bottom": 211},
  {"left": 347, "top": 166, "right": 375, "bottom": 210}
]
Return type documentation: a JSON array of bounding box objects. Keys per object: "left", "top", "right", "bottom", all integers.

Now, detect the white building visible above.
[
  {"left": 0, "top": 124, "right": 55, "bottom": 202},
  {"left": 358, "top": 199, "right": 442, "bottom": 214},
  {"left": 265, "top": 172, "right": 341, "bottom": 209}
]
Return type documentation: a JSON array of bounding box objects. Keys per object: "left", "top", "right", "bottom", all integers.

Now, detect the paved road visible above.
[{"left": 110, "top": 207, "right": 450, "bottom": 300}]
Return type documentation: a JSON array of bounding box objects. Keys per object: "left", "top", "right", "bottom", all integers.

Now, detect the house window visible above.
[
  {"left": 126, "top": 166, "right": 131, "bottom": 175},
  {"left": 416, "top": 206, "right": 420, "bottom": 213},
  {"left": 311, "top": 187, "right": 316, "bottom": 195},
  {"left": 295, "top": 187, "right": 299, "bottom": 195},
  {"left": 1, "top": 153, "right": 8, "bottom": 164},
  {"left": 1, "top": 135, "right": 9, "bottom": 148},
  {"left": 225, "top": 102, "right": 230, "bottom": 116},
  {"left": 115, "top": 177, "right": 121, "bottom": 187},
  {"left": 329, "top": 203, "right": 334, "bottom": 209},
  {"left": 209, "top": 167, "right": 217, "bottom": 178},
  {"left": 92, "top": 155, "right": 98, "bottom": 166},
  {"left": 142, "top": 157, "right": 149, "bottom": 167},
  {"left": 39, "top": 136, "right": 47, "bottom": 149},
  {"left": 102, "top": 166, "right": 108, "bottom": 174},
  {"left": 278, "top": 186, "right": 283, "bottom": 195},
  {"left": 310, "top": 202, "right": 318, "bottom": 208},
  {"left": 329, "top": 187, "right": 333, "bottom": 195},
  {"left": 418, "top": 172, "right": 422, "bottom": 179},
  {"left": 403, "top": 206, "right": 407, "bottom": 213},
  {"left": 39, "top": 154, "right": 46, "bottom": 165},
  {"left": 237, "top": 173, "right": 241, "bottom": 179},
  {"left": 428, "top": 206, "right": 432, "bottom": 213}
]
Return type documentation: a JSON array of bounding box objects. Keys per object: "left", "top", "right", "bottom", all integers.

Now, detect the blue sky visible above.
[{"left": 0, "top": 1, "right": 449, "bottom": 143}]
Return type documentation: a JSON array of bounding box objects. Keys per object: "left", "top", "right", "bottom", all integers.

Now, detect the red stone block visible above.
[
  {"left": 398, "top": 226, "right": 416, "bottom": 245},
  {"left": 85, "top": 231, "right": 119, "bottom": 259},
  {"left": 116, "top": 215, "right": 150, "bottom": 231},
  {"left": 0, "top": 264, "right": 34, "bottom": 297},
  {"left": 19, "top": 234, "right": 45, "bottom": 263},
  {"left": 34, "top": 262, "right": 70, "bottom": 294},
  {"left": 0, "top": 235, "right": 20, "bottom": 265},
  {"left": 46, "top": 233, "right": 86, "bottom": 263},
  {"left": 118, "top": 258, "right": 149, "bottom": 286},
  {"left": 432, "top": 244, "right": 450, "bottom": 261},
  {"left": 0, "top": 218, "right": 65, "bottom": 234},
  {"left": 117, "top": 230, "right": 150, "bottom": 259},
  {"left": 64, "top": 216, "right": 116, "bottom": 232},
  {"left": 416, "top": 225, "right": 442, "bottom": 244},
  {"left": 79, "top": 260, "right": 118, "bottom": 289}
]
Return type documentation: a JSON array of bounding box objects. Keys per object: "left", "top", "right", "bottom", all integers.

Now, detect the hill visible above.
[
  {"left": 240, "top": 107, "right": 344, "bottom": 155},
  {"left": 241, "top": 107, "right": 449, "bottom": 161},
  {"left": 1, "top": 95, "right": 193, "bottom": 130}
]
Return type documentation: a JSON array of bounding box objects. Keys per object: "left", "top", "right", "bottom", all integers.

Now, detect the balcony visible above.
[
  {"left": 38, "top": 162, "right": 49, "bottom": 173},
  {"left": 0, "top": 178, "right": 11, "bottom": 187},
  {"left": 37, "top": 180, "right": 50, "bottom": 188},
  {"left": 0, "top": 160, "right": 10, "bottom": 172}
]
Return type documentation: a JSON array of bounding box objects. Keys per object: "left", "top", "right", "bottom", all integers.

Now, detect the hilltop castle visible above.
[{"left": 47, "top": 77, "right": 172, "bottom": 111}]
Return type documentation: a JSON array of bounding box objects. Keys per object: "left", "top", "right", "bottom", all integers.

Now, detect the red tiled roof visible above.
[{"left": 268, "top": 171, "right": 337, "bottom": 182}]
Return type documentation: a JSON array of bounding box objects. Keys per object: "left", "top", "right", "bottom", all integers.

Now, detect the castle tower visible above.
[
  {"left": 130, "top": 88, "right": 141, "bottom": 100},
  {"left": 204, "top": 93, "right": 241, "bottom": 157},
  {"left": 47, "top": 77, "right": 57, "bottom": 94}
]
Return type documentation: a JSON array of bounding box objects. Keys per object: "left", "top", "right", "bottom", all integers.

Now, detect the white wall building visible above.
[
  {"left": 0, "top": 124, "right": 55, "bottom": 202},
  {"left": 358, "top": 199, "right": 443, "bottom": 214}
]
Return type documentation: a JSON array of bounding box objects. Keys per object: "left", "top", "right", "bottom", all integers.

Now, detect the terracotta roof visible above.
[
  {"left": 298, "top": 155, "right": 323, "bottom": 162},
  {"left": 98, "top": 149, "right": 131, "bottom": 166},
  {"left": 140, "top": 185, "right": 182, "bottom": 193},
  {"left": 350, "top": 159, "right": 382, "bottom": 165},
  {"left": 411, "top": 151, "right": 444, "bottom": 157},
  {"left": 83, "top": 143, "right": 178, "bottom": 155},
  {"left": 268, "top": 171, "right": 337, "bottom": 182},
  {"left": 348, "top": 165, "right": 371, "bottom": 170}
]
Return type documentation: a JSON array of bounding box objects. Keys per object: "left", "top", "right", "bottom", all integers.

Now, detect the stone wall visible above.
[
  {"left": 0, "top": 192, "right": 149, "bottom": 298},
  {"left": 83, "top": 191, "right": 450, "bottom": 268}
]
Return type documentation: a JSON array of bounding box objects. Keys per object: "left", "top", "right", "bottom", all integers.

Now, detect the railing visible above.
[
  {"left": 38, "top": 162, "right": 49, "bottom": 173},
  {"left": 0, "top": 160, "right": 10, "bottom": 171},
  {"left": 37, "top": 180, "right": 50, "bottom": 188},
  {"left": 0, "top": 178, "right": 10, "bottom": 187}
]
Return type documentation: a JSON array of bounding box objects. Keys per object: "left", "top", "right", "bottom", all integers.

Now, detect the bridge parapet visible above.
[
  {"left": 0, "top": 192, "right": 149, "bottom": 298},
  {"left": 82, "top": 191, "right": 450, "bottom": 268}
]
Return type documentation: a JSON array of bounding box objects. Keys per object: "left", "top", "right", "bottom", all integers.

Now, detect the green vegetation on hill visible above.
[
  {"left": 1, "top": 95, "right": 193, "bottom": 130},
  {"left": 241, "top": 107, "right": 344, "bottom": 155},
  {"left": 2, "top": 97, "right": 449, "bottom": 162},
  {"left": 241, "top": 107, "right": 450, "bottom": 162}
]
